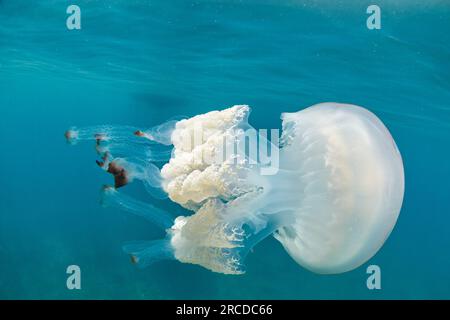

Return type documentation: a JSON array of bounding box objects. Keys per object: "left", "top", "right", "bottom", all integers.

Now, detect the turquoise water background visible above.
[{"left": 0, "top": 0, "right": 449, "bottom": 299}]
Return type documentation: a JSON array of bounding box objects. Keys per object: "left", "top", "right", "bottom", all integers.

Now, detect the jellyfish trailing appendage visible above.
[{"left": 65, "top": 103, "right": 404, "bottom": 275}]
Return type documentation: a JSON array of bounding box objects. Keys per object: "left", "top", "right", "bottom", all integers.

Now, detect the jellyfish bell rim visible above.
[{"left": 274, "top": 102, "right": 405, "bottom": 274}]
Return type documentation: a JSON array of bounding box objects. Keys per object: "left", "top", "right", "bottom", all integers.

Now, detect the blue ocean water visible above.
[{"left": 0, "top": 0, "right": 449, "bottom": 299}]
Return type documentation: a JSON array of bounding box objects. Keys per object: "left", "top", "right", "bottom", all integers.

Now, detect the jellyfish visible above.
[{"left": 65, "top": 103, "right": 404, "bottom": 275}]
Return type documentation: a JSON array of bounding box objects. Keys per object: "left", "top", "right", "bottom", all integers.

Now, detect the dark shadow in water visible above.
[
  {"left": 130, "top": 92, "right": 192, "bottom": 124},
  {"left": 134, "top": 92, "right": 188, "bottom": 110}
]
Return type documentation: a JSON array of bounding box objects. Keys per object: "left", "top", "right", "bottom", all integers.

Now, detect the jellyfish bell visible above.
[
  {"left": 273, "top": 103, "right": 405, "bottom": 274},
  {"left": 65, "top": 103, "right": 404, "bottom": 275}
]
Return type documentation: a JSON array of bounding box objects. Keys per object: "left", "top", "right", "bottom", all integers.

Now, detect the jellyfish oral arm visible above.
[
  {"left": 122, "top": 239, "right": 175, "bottom": 268},
  {"left": 101, "top": 186, "right": 173, "bottom": 230}
]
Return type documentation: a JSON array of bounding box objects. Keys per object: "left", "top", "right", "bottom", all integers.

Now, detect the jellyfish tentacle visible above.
[
  {"left": 103, "top": 158, "right": 167, "bottom": 198},
  {"left": 101, "top": 186, "right": 173, "bottom": 230},
  {"left": 243, "top": 217, "right": 280, "bottom": 246},
  {"left": 65, "top": 120, "right": 179, "bottom": 146},
  {"left": 123, "top": 239, "right": 175, "bottom": 268},
  {"left": 140, "top": 163, "right": 168, "bottom": 200},
  {"left": 65, "top": 125, "right": 144, "bottom": 144},
  {"left": 96, "top": 141, "right": 173, "bottom": 163},
  {"left": 134, "top": 119, "right": 178, "bottom": 145}
]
